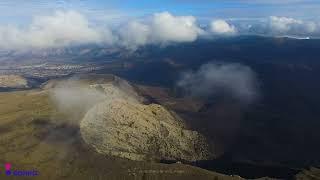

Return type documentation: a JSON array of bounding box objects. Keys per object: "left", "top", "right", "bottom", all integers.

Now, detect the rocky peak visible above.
[{"left": 80, "top": 78, "right": 212, "bottom": 161}]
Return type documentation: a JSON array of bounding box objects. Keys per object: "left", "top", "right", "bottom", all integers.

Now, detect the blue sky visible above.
[{"left": 0, "top": 0, "right": 319, "bottom": 25}]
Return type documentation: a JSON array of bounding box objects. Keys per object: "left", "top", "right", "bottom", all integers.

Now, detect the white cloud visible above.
[
  {"left": 210, "top": 20, "right": 237, "bottom": 35},
  {"left": 269, "top": 16, "right": 302, "bottom": 33},
  {"left": 118, "top": 12, "right": 203, "bottom": 49},
  {"left": 50, "top": 80, "right": 107, "bottom": 123},
  {"left": 269, "top": 16, "right": 318, "bottom": 34},
  {"left": 177, "top": 62, "right": 259, "bottom": 104},
  {"left": 150, "top": 12, "right": 203, "bottom": 43},
  {"left": 3, "top": 9, "right": 319, "bottom": 51},
  {"left": 0, "top": 10, "right": 113, "bottom": 50},
  {"left": 118, "top": 21, "right": 150, "bottom": 50},
  {"left": 0, "top": 10, "right": 205, "bottom": 51}
]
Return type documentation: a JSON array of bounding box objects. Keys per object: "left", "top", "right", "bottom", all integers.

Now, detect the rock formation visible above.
[
  {"left": 80, "top": 77, "right": 211, "bottom": 161},
  {"left": 0, "top": 75, "right": 28, "bottom": 88}
]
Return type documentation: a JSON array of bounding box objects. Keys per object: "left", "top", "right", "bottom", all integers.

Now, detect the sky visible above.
[
  {"left": 0, "top": 0, "right": 320, "bottom": 50},
  {"left": 1, "top": 0, "right": 320, "bottom": 24}
]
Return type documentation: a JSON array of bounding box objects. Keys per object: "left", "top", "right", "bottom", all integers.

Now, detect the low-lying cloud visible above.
[
  {"left": 0, "top": 11, "right": 114, "bottom": 50},
  {"left": 119, "top": 12, "right": 203, "bottom": 50},
  {"left": 119, "top": 21, "right": 151, "bottom": 50},
  {"left": 50, "top": 81, "right": 106, "bottom": 123},
  {"left": 150, "top": 12, "right": 203, "bottom": 43},
  {"left": 0, "top": 10, "right": 319, "bottom": 51},
  {"left": 210, "top": 20, "right": 237, "bottom": 35},
  {"left": 0, "top": 10, "right": 203, "bottom": 50},
  {"left": 268, "top": 16, "right": 317, "bottom": 35},
  {"left": 177, "top": 62, "right": 259, "bottom": 104}
]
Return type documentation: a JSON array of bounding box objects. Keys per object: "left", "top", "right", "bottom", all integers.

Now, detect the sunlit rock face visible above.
[
  {"left": 0, "top": 75, "right": 28, "bottom": 88},
  {"left": 80, "top": 80, "right": 211, "bottom": 161}
]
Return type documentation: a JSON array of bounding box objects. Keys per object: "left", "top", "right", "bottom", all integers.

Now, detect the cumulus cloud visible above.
[
  {"left": 0, "top": 10, "right": 204, "bottom": 50},
  {"left": 177, "top": 62, "right": 259, "bottom": 104},
  {"left": 3, "top": 9, "right": 319, "bottom": 51},
  {"left": 0, "top": 10, "right": 113, "bottom": 50},
  {"left": 118, "top": 21, "right": 151, "bottom": 50},
  {"left": 268, "top": 16, "right": 318, "bottom": 35},
  {"left": 119, "top": 12, "right": 203, "bottom": 49},
  {"left": 210, "top": 20, "right": 237, "bottom": 35},
  {"left": 150, "top": 12, "right": 203, "bottom": 43}
]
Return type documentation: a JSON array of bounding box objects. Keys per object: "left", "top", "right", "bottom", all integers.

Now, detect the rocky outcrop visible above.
[
  {"left": 0, "top": 75, "right": 28, "bottom": 88},
  {"left": 80, "top": 80, "right": 211, "bottom": 161},
  {"left": 295, "top": 167, "right": 320, "bottom": 180}
]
